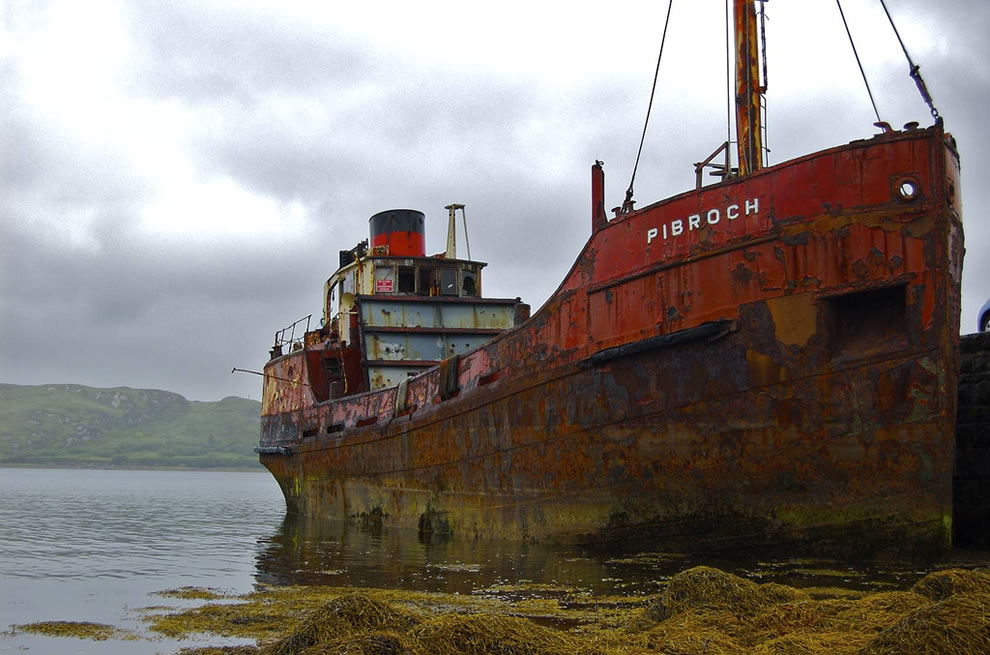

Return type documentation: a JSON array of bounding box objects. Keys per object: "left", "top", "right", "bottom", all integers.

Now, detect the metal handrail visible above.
[
  {"left": 274, "top": 314, "right": 312, "bottom": 351},
  {"left": 694, "top": 141, "right": 733, "bottom": 190}
]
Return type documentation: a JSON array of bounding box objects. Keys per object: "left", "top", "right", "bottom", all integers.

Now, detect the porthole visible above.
[{"left": 895, "top": 178, "right": 920, "bottom": 201}]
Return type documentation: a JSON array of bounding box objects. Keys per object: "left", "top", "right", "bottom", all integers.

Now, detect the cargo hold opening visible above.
[{"left": 826, "top": 284, "right": 908, "bottom": 357}]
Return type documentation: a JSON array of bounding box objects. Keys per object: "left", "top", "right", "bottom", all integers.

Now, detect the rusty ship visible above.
[{"left": 257, "top": 1, "right": 963, "bottom": 557}]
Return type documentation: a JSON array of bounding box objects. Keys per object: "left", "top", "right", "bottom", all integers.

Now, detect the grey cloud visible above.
[
  {"left": 128, "top": 1, "right": 372, "bottom": 102},
  {"left": 184, "top": 74, "right": 557, "bottom": 202},
  {"left": 0, "top": 219, "right": 320, "bottom": 399}
]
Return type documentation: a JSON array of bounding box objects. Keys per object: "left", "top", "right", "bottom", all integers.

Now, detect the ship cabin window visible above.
[
  {"left": 397, "top": 266, "right": 416, "bottom": 293},
  {"left": 439, "top": 268, "right": 458, "bottom": 296},
  {"left": 462, "top": 270, "right": 477, "bottom": 296},
  {"left": 327, "top": 282, "right": 339, "bottom": 320},
  {"left": 418, "top": 268, "right": 432, "bottom": 296},
  {"left": 372, "top": 263, "right": 482, "bottom": 297},
  {"left": 341, "top": 271, "right": 355, "bottom": 295}
]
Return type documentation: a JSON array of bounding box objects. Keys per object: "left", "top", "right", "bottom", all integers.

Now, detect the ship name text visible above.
[{"left": 646, "top": 197, "right": 760, "bottom": 244}]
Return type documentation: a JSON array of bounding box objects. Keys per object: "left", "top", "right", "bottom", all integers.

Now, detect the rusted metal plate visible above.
[
  {"left": 359, "top": 297, "right": 518, "bottom": 330},
  {"left": 365, "top": 332, "right": 496, "bottom": 362},
  {"left": 260, "top": 125, "right": 961, "bottom": 559}
]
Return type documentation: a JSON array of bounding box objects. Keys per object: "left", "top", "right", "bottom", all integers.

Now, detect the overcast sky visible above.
[{"left": 2, "top": 0, "right": 988, "bottom": 401}]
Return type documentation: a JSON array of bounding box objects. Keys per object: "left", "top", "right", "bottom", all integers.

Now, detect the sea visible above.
[{"left": 1, "top": 467, "right": 986, "bottom": 654}]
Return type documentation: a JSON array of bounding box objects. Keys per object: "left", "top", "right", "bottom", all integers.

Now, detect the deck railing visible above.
[{"left": 273, "top": 314, "right": 312, "bottom": 353}]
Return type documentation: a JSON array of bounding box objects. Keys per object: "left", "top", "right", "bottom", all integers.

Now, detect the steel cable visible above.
[
  {"left": 878, "top": 0, "right": 940, "bottom": 121},
  {"left": 836, "top": 0, "right": 883, "bottom": 124},
  {"left": 623, "top": 0, "right": 675, "bottom": 214}
]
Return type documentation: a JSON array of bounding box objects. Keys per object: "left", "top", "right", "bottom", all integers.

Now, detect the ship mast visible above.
[{"left": 734, "top": 0, "right": 764, "bottom": 175}]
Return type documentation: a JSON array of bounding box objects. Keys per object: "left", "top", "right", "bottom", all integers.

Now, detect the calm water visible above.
[
  {"left": 1, "top": 467, "right": 986, "bottom": 654},
  {"left": 0, "top": 468, "right": 285, "bottom": 654}
]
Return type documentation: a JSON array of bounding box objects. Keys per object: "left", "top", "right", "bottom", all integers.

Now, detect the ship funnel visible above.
[{"left": 369, "top": 209, "right": 426, "bottom": 257}]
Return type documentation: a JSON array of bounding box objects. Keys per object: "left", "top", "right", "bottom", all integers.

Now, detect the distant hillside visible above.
[{"left": 0, "top": 384, "right": 263, "bottom": 469}]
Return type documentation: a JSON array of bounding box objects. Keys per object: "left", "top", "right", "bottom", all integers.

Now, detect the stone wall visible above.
[{"left": 954, "top": 331, "right": 990, "bottom": 548}]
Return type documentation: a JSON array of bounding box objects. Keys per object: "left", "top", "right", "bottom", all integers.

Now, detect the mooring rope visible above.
[{"left": 623, "top": 0, "right": 675, "bottom": 214}]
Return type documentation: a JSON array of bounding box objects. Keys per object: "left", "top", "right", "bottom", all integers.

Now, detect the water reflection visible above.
[
  {"left": 255, "top": 512, "right": 659, "bottom": 595},
  {"left": 254, "top": 513, "right": 990, "bottom": 598}
]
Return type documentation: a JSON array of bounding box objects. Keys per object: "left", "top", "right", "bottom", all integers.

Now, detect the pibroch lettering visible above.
[{"left": 646, "top": 197, "right": 760, "bottom": 244}]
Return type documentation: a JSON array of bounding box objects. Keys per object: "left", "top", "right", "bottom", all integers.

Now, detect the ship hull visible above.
[{"left": 260, "top": 126, "right": 962, "bottom": 558}]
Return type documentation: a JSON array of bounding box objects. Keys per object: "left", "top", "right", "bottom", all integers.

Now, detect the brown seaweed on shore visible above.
[
  {"left": 178, "top": 648, "right": 261, "bottom": 655},
  {"left": 293, "top": 630, "right": 414, "bottom": 655},
  {"left": 11, "top": 620, "right": 135, "bottom": 641},
  {"left": 411, "top": 614, "right": 579, "bottom": 655},
  {"left": 909, "top": 567, "right": 990, "bottom": 601},
  {"left": 130, "top": 565, "right": 990, "bottom": 655},
  {"left": 860, "top": 592, "right": 990, "bottom": 655},
  {"left": 643, "top": 566, "right": 811, "bottom": 622},
  {"left": 148, "top": 602, "right": 285, "bottom": 639},
  {"left": 157, "top": 587, "right": 231, "bottom": 600},
  {"left": 263, "top": 593, "right": 418, "bottom": 655}
]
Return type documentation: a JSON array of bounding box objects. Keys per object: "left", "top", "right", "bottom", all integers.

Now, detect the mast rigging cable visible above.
[
  {"left": 623, "top": 0, "right": 675, "bottom": 214},
  {"left": 879, "top": 0, "right": 941, "bottom": 122},
  {"left": 836, "top": 0, "right": 883, "bottom": 125}
]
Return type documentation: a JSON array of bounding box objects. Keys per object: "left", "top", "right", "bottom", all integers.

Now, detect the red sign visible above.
[{"left": 375, "top": 278, "right": 394, "bottom": 293}]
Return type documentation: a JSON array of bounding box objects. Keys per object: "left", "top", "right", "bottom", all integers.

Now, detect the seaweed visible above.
[
  {"left": 909, "top": 567, "right": 990, "bottom": 601},
  {"left": 178, "top": 647, "right": 261, "bottom": 655},
  {"left": 861, "top": 592, "right": 990, "bottom": 654},
  {"left": 263, "top": 593, "right": 419, "bottom": 655},
  {"left": 11, "top": 620, "right": 134, "bottom": 641},
  {"left": 27, "top": 564, "right": 989, "bottom": 654},
  {"left": 411, "top": 614, "right": 579, "bottom": 655},
  {"left": 643, "top": 566, "right": 809, "bottom": 622},
  {"left": 157, "top": 586, "right": 231, "bottom": 600}
]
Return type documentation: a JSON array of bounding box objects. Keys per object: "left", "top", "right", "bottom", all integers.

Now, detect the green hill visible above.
[{"left": 0, "top": 383, "right": 263, "bottom": 469}]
